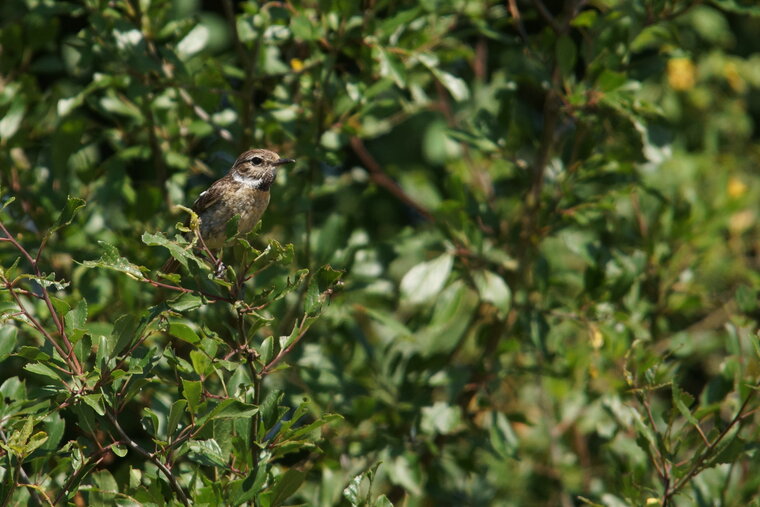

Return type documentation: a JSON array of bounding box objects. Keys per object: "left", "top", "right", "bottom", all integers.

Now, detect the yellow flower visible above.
[
  {"left": 667, "top": 58, "right": 696, "bottom": 91},
  {"left": 290, "top": 58, "right": 304, "bottom": 72},
  {"left": 588, "top": 323, "right": 604, "bottom": 350},
  {"left": 728, "top": 176, "right": 747, "bottom": 198}
]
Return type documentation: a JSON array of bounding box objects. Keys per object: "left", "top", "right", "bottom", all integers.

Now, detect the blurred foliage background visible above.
[{"left": 1, "top": 0, "right": 760, "bottom": 505}]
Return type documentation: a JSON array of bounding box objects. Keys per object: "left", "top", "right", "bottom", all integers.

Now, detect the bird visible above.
[{"left": 161, "top": 148, "right": 295, "bottom": 274}]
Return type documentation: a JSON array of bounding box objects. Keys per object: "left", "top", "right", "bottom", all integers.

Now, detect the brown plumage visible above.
[{"left": 161, "top": 149, "right": 295, "bottom": 273}]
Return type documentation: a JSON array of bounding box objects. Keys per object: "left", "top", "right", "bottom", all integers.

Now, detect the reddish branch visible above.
[
  {"left": 350, "top": 137, "right": 435, "bottom": 222},
  {"left": 0, "top": 220, "right": 82, "bottom": 375}
]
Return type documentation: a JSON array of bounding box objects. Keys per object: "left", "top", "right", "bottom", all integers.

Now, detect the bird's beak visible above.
[{"left": 274, "top": 158, "right": 296, "bottom": 166}]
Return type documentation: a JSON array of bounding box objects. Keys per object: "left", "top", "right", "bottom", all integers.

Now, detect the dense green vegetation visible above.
[{"left": 1, "top": 0, "right": 759, "bottom": 505}]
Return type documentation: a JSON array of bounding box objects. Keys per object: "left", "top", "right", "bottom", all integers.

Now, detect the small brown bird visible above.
[{"left": 162, "top": 148, "right": 295, "bottom": 273}]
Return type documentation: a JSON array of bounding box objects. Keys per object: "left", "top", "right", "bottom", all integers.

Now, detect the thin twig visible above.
[
  {"left": 260, "top": 317, "right": 311, "bottom": 376},
  {"left": 176, "top": 88, "right": 233, "bottom": 142},
  {"left": 106, "top": 411, "right": 190, "bottom": 506},
  {"left": 53, "top": 446, "right": 113, "bottom": 505},
  {"left": 0, "top": 429, "right": 48, "bottom": 506},
  {"left": 0, "top": 221, "right": 82, "bottom": 374},
  {"left": 531, "top": 0, "right": 563, "bottom": 33},
  {"left": 349, "top": 137, "right": 435, "bottom": 222},
  {"left": 663, "top": 386, "right": 758, "bottom": 502},
  {"left": 507, "top": 0, "right": 530, "bottom": 42},
  {"left": 1, "top": 275, "right": 75, "bottom": 379}
]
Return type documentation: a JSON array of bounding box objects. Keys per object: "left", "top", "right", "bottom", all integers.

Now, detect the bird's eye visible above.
[{"left": 251, "top": 157, "right": 263, "bottom": 166}]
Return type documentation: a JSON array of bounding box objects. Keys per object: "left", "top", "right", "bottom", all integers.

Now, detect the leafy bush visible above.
[{"left": 1, "top": 0, "right": 759, "bottom": 505}]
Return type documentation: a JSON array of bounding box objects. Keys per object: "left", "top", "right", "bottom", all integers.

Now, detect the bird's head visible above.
[{"left": 230, "top": 149, "right": 295, "bottom": 190}]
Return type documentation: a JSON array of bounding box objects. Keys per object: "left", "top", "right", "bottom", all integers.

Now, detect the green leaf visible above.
[
  {"left": 270, "top": 469, "right": 307, "bottom": 507},
  {"left": 50, "top": 197, "right": 86, "bottom": 234},
  {"left": 39, "top": 414, "right": 65, "bottom": 452},
  {"left": 81, "top": 241, "right": 145, "bottom": 280},
  {"left": 16, "top": 346, "right": 50, "bottom": 361},
  {"left": 186, "top": 438, "right": 226, "bottom": 467},
  {"left": 473, "top": 270, "right": 511, "bottom": 314},
  {"left": 143, "top": 231, "right": 203, "bottom": 272},
  {"left": 344, "top": 462, "right": 382, "bottom": 506},
  {"left": 229, "top": 466, "right": 267, "bottom": 505},
  {"left": 81, "top": 394, "right": 105, "bottom": 416},
  {"left": 304, "top": 277, "right": 321, "bottom": 316},
  {"left": 260, "top": 390, "right": 285, "bottom": 435},
  {"left": 167, "top": 400, "right": 188, "bottom": 437},
  {"left": 18, "top": 272, "right": 70, "bottom": 291},
  {"left": 377, "top": 47, "right": 406, "bottom": 88},
  {"left": 556, "top": 35, "right": 577, "bottom": 78},
  {"left": 288, "top": 413, "right": 343, "bottom": 440},
  {"left": 197, "top": 399, "right": 258, "bottom": 425},
  {"left": 291, "top": 15, "right": 318, "bottom": 40},
  {"left": 709, "top": 0, "right": 760, "bottom": 14},
  {"left": 0, "top": 100, "right": 25, "bottom": 140},
  {"left": 177, "top": 24, "right": 209, "bottom": 58},
  {"left": 246, "top": 239, "right": 295, "bottom": 274},
  {"left": 190, "top": 350, "right": 211, "bottom": 376},
  {"left": 49, "top": 296, "right": 71, "bottom": 316},
  {"left": 64, "top": 298, "right": 88, "bottom": 335},
  {"left": 415, "top": 280, "right": 478, "bottom": 356},
  {"left": 167, "top": 293, "right": 203, "bottom": 312},
  {"left": 23, "top": 362, "right": 62, "bottom": 381},
  {"left": 259, "top": 336, "right": 275, "bottom": 364},
  {"left": 343, "top": 471, "right": 364, "bottom": 505},
  {"left": 0, "top": 326, "right": 18, "bottom": 359},
  {"left": 23, "top": 431, "right": 49, "bottom": 457},
  {"left": 420, "top": 402, "right": 461, "bottom": 435},
  {"left": 710, "top": 436, "right": 750, "bottom": 465},
  {"left": 111, "top": 314, "right": 141, "bottom": 357},
  {"left": 0, "top": 195, "right": 15, "bottom": 211},
  {"left": 489, "top": 411, "right": 519, "bottom": 459},
  {"left": 303, "top": 265, "right": 342, "bottom": 316},
  {"left": 571, "top": 9, "right": 598, "bottom": 27},
  {"left": 375, "top": 495, "right": 393, "bottom": 507},
  {"left": 360, "top": 306, "right": 413, "bottom": 338},
  {"left": 400, "top": 253, "right": 454, "bottom": 305},
  {"left": 596, "top": 70, "right": 627, "bottom": 92},
  {"left": 169, "top": 321, "right": 200, "bottom": 344},
  {"left": 417, "top": 53, "right": 469, "bottom": 100},
  {"left": 735, "top": 285, "right": 756, "bottom": 314},
  {"left": 140, "top": 408, "right": 160, "bottom": 436},
  {"left": 182, "top": 379, "right": 202, "bottom": 414},
  {"left": 4, "top": 421, "right": 47, "bottom": 457},
  {"left": 672, "top": 384, "right": 699, "bottom": 426},
  {"left": 436, "top": 69, "right": 470, "bottom": 101}
]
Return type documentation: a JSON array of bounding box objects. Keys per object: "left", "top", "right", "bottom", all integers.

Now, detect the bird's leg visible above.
[{"left": 193, "top": 229, "right": 226, "bottom": 277}]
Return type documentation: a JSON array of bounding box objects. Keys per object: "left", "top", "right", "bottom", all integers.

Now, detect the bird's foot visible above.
[{"left": 214, "top": 261, "right": 227, "bottom": 278}]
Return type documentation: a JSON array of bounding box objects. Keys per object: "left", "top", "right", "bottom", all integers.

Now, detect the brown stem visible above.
[
  {"left": 531, "top": 0, "right": 563, "bottom": 33},
  {"left": 507, "top": 0, "right": 530, "bottom": 42},
  {"left": 52, "top": 445, "right": 115, "bottom": 505},
  {"left": 349, "top": 137, "right": 435, "bottom": 222},
  {"left": 1, "top": 276, "right": 75, "bottom": 380},
  {"left": 260, "top": 317, "right": 311, "bottom": 376},
  {"left": 106, "top": 411, "right": 189, "bottom": 506},
  {"left": 663, "top": 386, "right": 758, "bottom": 503},
  {"left": 0, "top": 221, "right": 82, "bottom": 374}
]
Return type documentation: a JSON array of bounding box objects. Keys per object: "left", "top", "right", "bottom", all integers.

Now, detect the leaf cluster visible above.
[{"left": 1, "top": 0, "right": 760, "bottom": 505}]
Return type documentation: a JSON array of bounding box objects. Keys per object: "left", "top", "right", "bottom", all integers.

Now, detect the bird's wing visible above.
[{"left": 191, "top": 180, "right": 224, "bottom": 214}]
